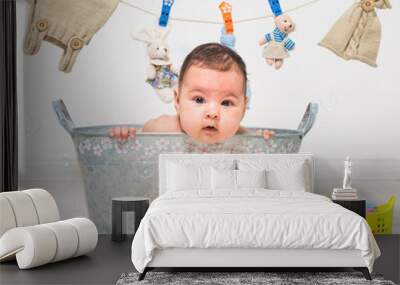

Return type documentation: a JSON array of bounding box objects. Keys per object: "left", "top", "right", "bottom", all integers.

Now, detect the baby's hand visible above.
[
  {"left": 263, "top": 130, "right": 275, "bottom": 140},
  {"left": 257, "top": 129, "right": 275, "bottom": 140},
  {"left": 108, "top": 126, "right": 136, "bottom": 143}
]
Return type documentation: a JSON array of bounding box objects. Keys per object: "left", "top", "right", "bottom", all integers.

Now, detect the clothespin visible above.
[
  {"left": 159, "top": 0, "right": 174, "bottom": 27},
  {"left": 219, "top": 1, "right": 234, "bottom": 34},
  {"left": 268, "top": 0, "right": 282, "bottom": 16}
]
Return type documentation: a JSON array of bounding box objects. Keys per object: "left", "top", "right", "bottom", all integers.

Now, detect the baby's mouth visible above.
[{"left": 203, "top": 125, "right": 218, "bottom": 132}]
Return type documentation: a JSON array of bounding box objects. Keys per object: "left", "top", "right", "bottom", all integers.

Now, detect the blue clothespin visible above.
[
  {"left": 268, "top": 0, "right": 282, "bottom": 16},
  {"left": 159, "top": 0, "right": 174, "bottom": 27},
  {"left": 220, "top": 27, "right": 236, "bottom": 50}
]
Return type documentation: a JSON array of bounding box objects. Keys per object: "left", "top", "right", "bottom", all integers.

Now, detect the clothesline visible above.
[{"left": 119, "top": 0, "right": 322, "bottom": 24}]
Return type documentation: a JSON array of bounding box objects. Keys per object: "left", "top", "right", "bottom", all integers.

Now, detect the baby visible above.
[{"left": 109, "top": 43, "right": 273, "bottom": 144}]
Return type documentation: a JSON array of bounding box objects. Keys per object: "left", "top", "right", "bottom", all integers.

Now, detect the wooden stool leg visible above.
[{"left": 112, "top": 201, "right": 124, "bottom": 241}]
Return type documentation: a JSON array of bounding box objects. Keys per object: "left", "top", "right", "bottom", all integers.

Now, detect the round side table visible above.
[{"left": 112, "top": 196, "right": 149, "bottom": 242}]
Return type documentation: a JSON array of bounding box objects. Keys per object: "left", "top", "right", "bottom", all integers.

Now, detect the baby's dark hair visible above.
[{"left": 179, "top": 43, "right": 247, "bottom": 92}]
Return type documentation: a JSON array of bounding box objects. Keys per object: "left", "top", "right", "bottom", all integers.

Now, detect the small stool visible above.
[
  {"left": 332, "top": 199, "right": 366, "bottom": 218},
  {"left": 112, "top": 197, "right": 149, "bottom": 242}
]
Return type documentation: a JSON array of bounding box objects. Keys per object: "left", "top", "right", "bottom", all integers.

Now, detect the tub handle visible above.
[
  {"left": 52, "top": 99, "right": 75, "bottom": 135},
  {"left": 297, "top": 102, "right": 318, "bottom": 137}
]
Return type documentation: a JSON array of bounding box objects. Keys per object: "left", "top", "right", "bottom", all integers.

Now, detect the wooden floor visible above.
[{"left": 0, "top": 235, "right": 398, "bottom": 285}]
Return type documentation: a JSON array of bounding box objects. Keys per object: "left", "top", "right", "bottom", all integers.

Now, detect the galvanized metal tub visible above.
[{"left": 52, "top": 100, "right": 318, "bottom": 233}]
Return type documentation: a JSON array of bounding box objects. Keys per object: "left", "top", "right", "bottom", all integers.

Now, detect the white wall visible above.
[{"left": 17, "top": 0, "right": 399, "bottom": 232}]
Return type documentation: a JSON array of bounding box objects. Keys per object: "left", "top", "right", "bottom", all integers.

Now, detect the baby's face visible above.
[{"left": 175, "top": 65, "right": 246, "bottom": 144}]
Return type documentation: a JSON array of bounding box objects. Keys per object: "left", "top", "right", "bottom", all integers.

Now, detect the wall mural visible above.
[
  {"left": 23, "top": 0, "right": 393, "bottom": 233},
  {"left": 23, "top": 0, "right": 392, "bottom": 72}
]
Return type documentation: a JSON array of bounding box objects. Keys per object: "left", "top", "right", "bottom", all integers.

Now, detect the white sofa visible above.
[{"left": 0, "top": 189, "right": 98, "bottom": 269}]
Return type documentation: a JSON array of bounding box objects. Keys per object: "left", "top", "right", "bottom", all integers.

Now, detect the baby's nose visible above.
[{"left": 205, "top": 103, "right": 220, "bottom": 119}]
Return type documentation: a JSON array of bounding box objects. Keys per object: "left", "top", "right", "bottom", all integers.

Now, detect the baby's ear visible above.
[
  {"left": 173, "top": 87, "right": 180, "bottom": 113},
  {"left": 243, "top": 96, "right": 249, "bottom": 115}
]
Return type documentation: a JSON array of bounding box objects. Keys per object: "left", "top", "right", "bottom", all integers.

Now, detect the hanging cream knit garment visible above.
[
  {"left": 24, "top": 0, "right": 119, "bottom": 73},
  {"left": 319, "top": 0, "right": 391, "bottom": 67}
]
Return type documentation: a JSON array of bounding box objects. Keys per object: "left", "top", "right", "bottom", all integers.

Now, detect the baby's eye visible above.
[
  {"left": 221, "top": 100, "right": 234, "bottom": 107},
  {"left": 194, "top": 96, "right": 205, "bottom": 104},
  {"left": 289, "top": 24, "right": 292, "bottom": 28},
  {"left": 283, "top": 20, "right": 287, "bottom": 23}
]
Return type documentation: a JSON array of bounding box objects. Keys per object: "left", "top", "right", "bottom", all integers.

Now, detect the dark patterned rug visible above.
[{"left": 116, "top": 271, "right": 396, "bottom": 285}]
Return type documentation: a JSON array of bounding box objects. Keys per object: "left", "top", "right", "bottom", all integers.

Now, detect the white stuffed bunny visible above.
[{"left": 131, "top": 26, "right": 179, "bottom": 103}]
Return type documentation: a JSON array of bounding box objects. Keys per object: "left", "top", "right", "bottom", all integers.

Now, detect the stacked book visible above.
[{"left": 332, "top": 188, "right": 358, "bottom": 200}]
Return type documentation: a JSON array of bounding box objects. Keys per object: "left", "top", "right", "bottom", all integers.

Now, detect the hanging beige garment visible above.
[
  {"left": 319, "top": 0, "right": 391, "bottom": 67},
  {"left": 24, "top": 0, "right": 119, "bottom": 73}
]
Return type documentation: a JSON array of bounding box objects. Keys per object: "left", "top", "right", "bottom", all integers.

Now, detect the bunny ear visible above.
[
  {"left": 149, "top": 26, "right": 170, "bottom": 41},
  {"left": 130, "top": 28, "right": 153, "bottom": 44},
  {"left": 145, "top": 28, "right": 158, "bottom": 40}
]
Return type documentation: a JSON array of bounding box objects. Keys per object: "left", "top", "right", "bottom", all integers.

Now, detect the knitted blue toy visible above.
[{"left": 259, "top": 0, "right": 296, "bottom": 69}]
